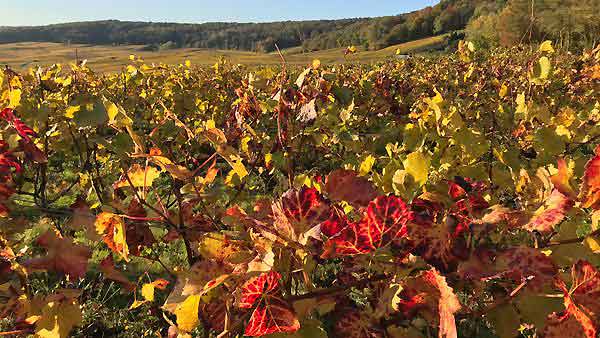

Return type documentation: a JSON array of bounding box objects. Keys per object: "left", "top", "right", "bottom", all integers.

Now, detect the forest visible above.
[{"left": 0, "top": 0, "right": 598, "bottom": 53}]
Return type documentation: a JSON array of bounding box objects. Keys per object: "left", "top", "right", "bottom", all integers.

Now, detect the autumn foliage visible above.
[{"left": 1, "top": 41, "right": 600, "bottom": 338}]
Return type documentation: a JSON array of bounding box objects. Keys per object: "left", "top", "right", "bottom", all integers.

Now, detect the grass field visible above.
[{"left": 0, "top": 35, "right": 448, "bottom": 72}]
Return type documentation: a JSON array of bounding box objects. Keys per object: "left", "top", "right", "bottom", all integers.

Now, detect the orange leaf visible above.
[
  {"left": 95, "top": 212, "right": 129, "bottom": 261},
  {"left": 544, "top": 260, "right": 600, "bottom": 338},
  {"left": 397, "top": 269, "right": 461, "bottom": 338},
  {"left": 579, "top": 146, "right": 600, "bottom": 210},
  {"left": 551, "top": 159, "right": 576, "bottom": 199}
]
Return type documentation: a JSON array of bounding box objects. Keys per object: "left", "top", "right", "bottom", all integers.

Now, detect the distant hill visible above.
[{"left": 0, "top": 0, "right": 493, "bottom": 53}]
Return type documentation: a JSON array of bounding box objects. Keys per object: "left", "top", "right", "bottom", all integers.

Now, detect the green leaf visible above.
[
  {"left": 74, "top": 100, "right": 108, "bottom": 127},
  {"left": 534, "top": 127, "right": 566, "bottom": 159},
  {"left": 514, "top": 292, "right": 563, "bottom": 329},
  {"left": 270, "top": 319, "right": 327, "bottom": 338},
  {"left": 487, "top": 304, "right": 521, "bottom": 338}
]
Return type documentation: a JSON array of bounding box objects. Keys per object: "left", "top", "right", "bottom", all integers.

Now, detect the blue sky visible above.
[{"left": 3, "top": 0, "right": 439, "bottom": 26}]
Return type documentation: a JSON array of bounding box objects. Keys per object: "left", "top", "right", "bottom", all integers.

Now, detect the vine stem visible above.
[
  {"left": 286, "top": 274, "right": 390, "bottom": 302},
  {"left": 0, "top": 329, "right": 33, "bottom": 336},
  {"left": 123, "top": 170, "right": 175, "bottom": 228},
  {"left": 545, "top": 227, "right": 600, "bottom": 247}
]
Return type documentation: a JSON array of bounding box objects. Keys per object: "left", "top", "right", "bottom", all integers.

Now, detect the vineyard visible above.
[{"left": 0, "top": 41, "right": 599, "bottom": 338}]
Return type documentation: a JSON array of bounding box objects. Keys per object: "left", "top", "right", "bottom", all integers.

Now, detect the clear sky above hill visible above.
[{"left": 4, "top": 0, "right": 439, "bottom": 26}]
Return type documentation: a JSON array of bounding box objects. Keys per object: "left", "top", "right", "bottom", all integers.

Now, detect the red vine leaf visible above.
[
  {"left": 238, "top": 271, "right": 300, "bottom": 337},
  {"left": 524, "top": 189, "right": 574, "bottom": 233},
  {"left": 0, "top": 140, "right": 21, "bottom": 173},
  {"left": 406, "top": 199, "right": 464, "bottom": 271},
  {"left": 272, "top": 187, "right": 332, "bottom": 243},
  {"left": 360, "top": 195, "right": 413, "bottom": 249},
  {"left": 321, "top": 216, "right": 371, "bottom": 258},
  {"left": 238, "top": 271, "right": 282, "bottom": 309},
  {"left": 447, "top": 178, "right": 489, "bottom": 236},
  {"left": 124, "top": 200, "right": 156, "bottom": 256},
  {"left": 200, "top": 301, "right": 229, "bottom": 333},
  {"left": 244, "top": 297, "right": 300, "bottom": 337},
  {"left": 458, "top": 247, "right": 558, "bottom": 290},
  {"left": 333, "top": 308, "right": 384, "bottom": 338},
  {"left": 0, "top": 108, "right": 37, "bottom": 142},
  {"left": 477, "top": 205, "right": 528, "bottom": 229},
  {"left": 322, "top": 195, "right": 413, "bottom": 258}
]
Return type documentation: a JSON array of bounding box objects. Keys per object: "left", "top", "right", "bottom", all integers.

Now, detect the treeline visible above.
[
  {"left": 302, "top": 0, "right": 483, "bottom": 51},
  {"left": 0, "top": 0, "right": 597, "bottom": 53},
  {"left": 466, "top": 0, "right": 600, "bottom": 50},
  {"left": 0, "top": 0, "right": 485, "bottom": 53},
  {"left": 0, "top": 19, "right": 364, "bottom": 52}
]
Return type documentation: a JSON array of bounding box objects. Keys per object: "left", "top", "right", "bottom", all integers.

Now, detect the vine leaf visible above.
[
  {"left": 175, "top": 294, "right": 201, "bottom": 333},
  {"left": 24, "top": 229, "right": 91, "bottom": 279},
  {"left": 99, "top": 256, "right": 135, "bottom": 291},
  {"left": 397, "top": 269, "right": 461, "bottom": 338},
  {"left": 543, "top": 260, "right": 600, "bottom": 338},
  {"left": 550, "top": 159, "right": 576, "bottom": 199},
  {"left": 579, "top": 146, "right": 600, "bottom": 210},
  {"left": 524, "top": 189, "right": 574, "bottom": 233},
  {"left": 34, "top": 292, "right": 83, "bottom": 338},
  {"left": 360, "top": 195, "right": 413, "bottom": 249},
  {"left": 324, "top": 169, "right": 378, "bottom": 207},
  {"left": 95, "top": 212, "right": 129, "bottom": 261},
  {"left": 113, "top": 164, "right": 162, "bottom": 190},
  {"left": 322, "top": 195, "right": 413, "bottom": 258},
  {"left": 273, "top": 187, "right": 332, "bottom": 244},
  {"left": 333, "top": 308, "right": 383, "bottom": 338},
  {"left": 458, "top": 246, "right": 558, "bottom": 291},
  {"left": 238, "top": 271, "right": 300, "bottom": 337},
  {"left": 0, "top": 108, "right": 37, "bottom": 142}
]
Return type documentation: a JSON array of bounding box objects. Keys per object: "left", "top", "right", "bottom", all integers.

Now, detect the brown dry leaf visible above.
[
  {"left": 99, "top": 256, "right": 135, "bottom": 291},
  {"left": 24, "top": 229, "right": 91, "bottom": 279},
  {"left": 325, "top": 169, "right": 378, "bottom": 207}
]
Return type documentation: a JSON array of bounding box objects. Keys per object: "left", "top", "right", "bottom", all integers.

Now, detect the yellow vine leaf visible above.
[
  {"left": 359, "top": 155, "right": 376, "bottom": 176},
  {"left": 539, "top": 40, "right": 555, "bottom": 53},
  {"left": 175, "top": 294, "right": 201, "bottom": 332},
  {"left": 35, "top": 297, "right": 82, "bottom": 338},
  {"left": 114, "top": 164, "right": 162, "bottom": 189},
  {"left": 142, "top": 283, "right": 156, "bottom": 302},
  {"left": 9, "top": 89, "right": 21, "bottom": 108},
  {"left": 403, "top": 151, "right": 431, "bottom": 187}
]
